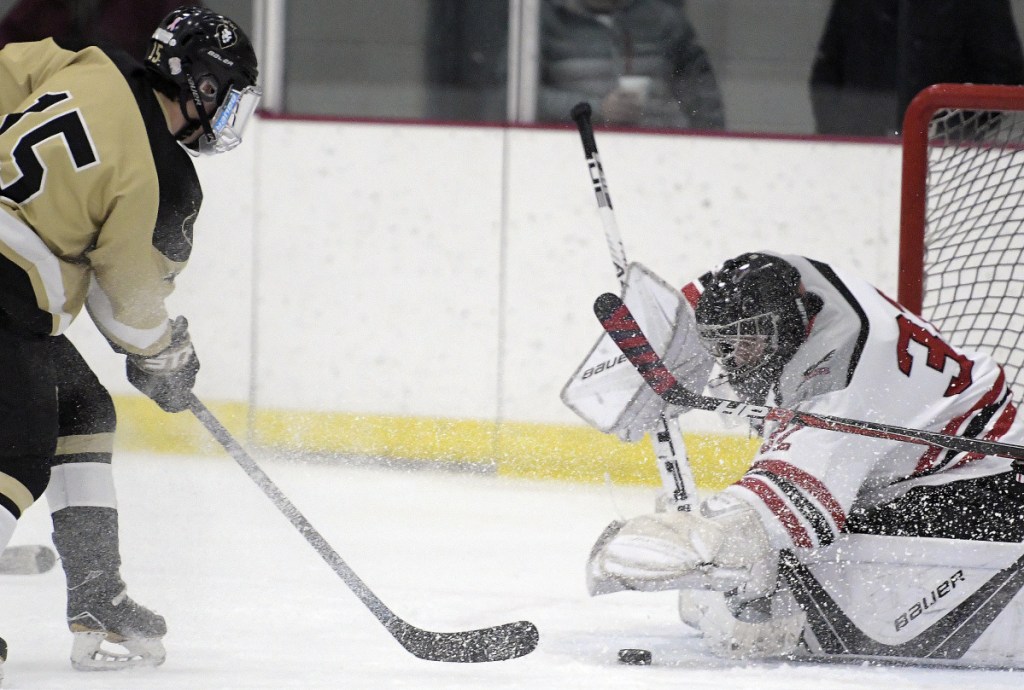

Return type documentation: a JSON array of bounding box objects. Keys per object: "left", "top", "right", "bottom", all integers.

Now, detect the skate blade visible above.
[{"left": 70, "top": 631, "right": 166, "bottom": 671}]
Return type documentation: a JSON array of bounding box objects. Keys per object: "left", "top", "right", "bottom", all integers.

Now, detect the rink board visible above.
[{"left": 111, "top": 396, "right": 757, "bottom": 490}]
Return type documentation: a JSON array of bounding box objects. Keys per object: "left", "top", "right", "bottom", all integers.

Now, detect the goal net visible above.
[{"left": 899, "top": 83, "right": 1024, "bottom": 400}]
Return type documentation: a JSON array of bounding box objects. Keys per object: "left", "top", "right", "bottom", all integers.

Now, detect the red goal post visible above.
[{"left": 899, "top": 83, "right": 1024, "bottom": 398}]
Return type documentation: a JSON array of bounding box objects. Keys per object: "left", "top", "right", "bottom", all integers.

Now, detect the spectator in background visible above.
[
  {"left": 425, "top": 0, "right": 509, "bottom": 122},
  {"left": 810, "top": 0, "right": 1024, "bottom": 137},
  {"left": 538, "top": 0, "right": 725, "bottom": 130},
  {"left": 0, "top": 0, "right": 201, "bottom": 60},
  {"left": 809, "top": 1, "right": 899, "bottom": 136}
]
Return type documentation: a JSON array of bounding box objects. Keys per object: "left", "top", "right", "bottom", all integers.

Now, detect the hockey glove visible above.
[
  {"left": 126, "top": 316, "right": 200, "bottom": 413},
  {"left": 587, "top": 494, "right": 777, "bottom": 601}
]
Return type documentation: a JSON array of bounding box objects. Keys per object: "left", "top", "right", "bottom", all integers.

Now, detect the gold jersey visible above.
[{"left": 0, "top": 39, "right": 201, "bottom": 355}]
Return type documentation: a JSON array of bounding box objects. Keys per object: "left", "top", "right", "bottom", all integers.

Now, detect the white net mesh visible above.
[{"left": 922, "top": 108, "right": 1024, "bottom": 400}]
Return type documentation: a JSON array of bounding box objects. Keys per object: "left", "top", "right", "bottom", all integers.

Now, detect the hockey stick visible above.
[
  {"left": 570, "top": 102, "right": 628, "bottom": 283},
  {"left": 571, "top": 101, "right": 698, "bottom": 510},
  {"left": 594, "top": 291, "right": 1024, "bottom": 464},
  {"left": 187, "top": 396, "right": 539, "bottom": 662}
]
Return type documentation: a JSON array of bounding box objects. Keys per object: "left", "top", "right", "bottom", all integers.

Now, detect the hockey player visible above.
[
  {"left": 0, "top": 5, "right": 259, "bottom": 677},
  {"left": 568, "top": 252, "right": 1024, "bottom": 664}
]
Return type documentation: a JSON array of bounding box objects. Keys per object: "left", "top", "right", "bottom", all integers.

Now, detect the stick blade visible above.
[{"left": 389, "top": 619, "right": 539, "bottom": 663}]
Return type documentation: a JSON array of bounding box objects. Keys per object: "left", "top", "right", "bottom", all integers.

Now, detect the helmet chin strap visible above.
[{"left": 174, "top": 74, "right": 216, "bottom": 146}]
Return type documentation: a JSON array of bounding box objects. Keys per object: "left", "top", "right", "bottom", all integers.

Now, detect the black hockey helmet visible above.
[
  {"left": 146, "top": 6, "right": 261, "bottom": 155},
  {"left": 694, "top": 252, "right": 819, "bottom": 381}
]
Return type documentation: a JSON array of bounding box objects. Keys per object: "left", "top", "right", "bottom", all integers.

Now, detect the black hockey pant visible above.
[
  {"left": 0, "top": 326, "right": 116, "bottom": 520},
  {"left": 847, "top": 472, "right": 1024, "bottom": 542},
  {"left": 0, "top": 325, "right": 56, "bottom": 517}
]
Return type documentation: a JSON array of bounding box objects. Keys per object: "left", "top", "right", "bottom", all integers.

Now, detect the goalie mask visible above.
[
  {"left": 694, "top": 253, "right": 818, "bottom": 387},
  {"left": 146, "top": 6, "right": 261, "bottom": 156}
]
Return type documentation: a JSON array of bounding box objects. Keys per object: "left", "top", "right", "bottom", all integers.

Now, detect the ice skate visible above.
[
  {"left": 52, "top": 505, "right": 167, "bottom": 671},
  {"left": 67, "top": 572, "right": 166, "bottom": 671}
]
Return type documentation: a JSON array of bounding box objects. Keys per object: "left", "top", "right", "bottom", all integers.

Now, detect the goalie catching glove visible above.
[
  {"left": 587, "top": 493, "right": 778, "bottom": 601},
  {"left": 586, "top": 493, "right": 809, "bottom": 659},
  {"left": 126, "top": 316, "right": 199, "bottom": 413}
]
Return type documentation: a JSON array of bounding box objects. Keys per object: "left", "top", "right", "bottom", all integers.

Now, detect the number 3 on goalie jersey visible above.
[
  {"left": 0, "top": 92, "right": 98, "bottom": 205},
  {"left": 895, "top": 314, "right": 974, "bottom": 396}
]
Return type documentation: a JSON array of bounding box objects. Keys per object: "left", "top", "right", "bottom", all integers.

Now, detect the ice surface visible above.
[{"left": 0, "top": 451, "right": 1021, "bottom": 689}]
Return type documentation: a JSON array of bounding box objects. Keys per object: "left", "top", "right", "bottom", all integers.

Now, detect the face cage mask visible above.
[
  {"left": 184, "top": 84, "right": 262, "bottom": 157},
  {"left": 696, "top": 313, "right": 780, "bottom": 379}
]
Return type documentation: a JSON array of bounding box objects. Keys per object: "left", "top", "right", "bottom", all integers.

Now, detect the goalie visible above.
[{"left": 564, "top": 251, "right": 1024, "bottom": 666}]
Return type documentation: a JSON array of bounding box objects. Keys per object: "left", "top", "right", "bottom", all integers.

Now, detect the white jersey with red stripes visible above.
[{"left": 684, "top": 252, "right": 1021, "bottom": 552}]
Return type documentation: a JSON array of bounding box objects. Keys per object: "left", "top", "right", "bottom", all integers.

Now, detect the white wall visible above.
[{"left": 70, "top": 119, "right": 903, "bottom": 431}]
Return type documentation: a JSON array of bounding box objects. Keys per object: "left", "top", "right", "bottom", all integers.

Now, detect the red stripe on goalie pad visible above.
[{"left": 681, "top": 281, "right": 702, "bottom": 310}]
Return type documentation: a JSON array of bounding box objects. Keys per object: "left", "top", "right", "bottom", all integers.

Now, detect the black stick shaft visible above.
[
  {"left": 188, "top": 396, "right": 539, "bottom": 661},
  {"left": 571, "top": 102, "right": 600, "bottom": 160},
  {"left": 570, "top": 101, "right": 626, "bottom": 282},
  {"left": 188, "top": 397, "right": 399, "bottom": 620}
]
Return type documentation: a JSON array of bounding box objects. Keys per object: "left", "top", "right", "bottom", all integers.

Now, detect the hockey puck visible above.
[{"left": 617, "top": 648, "right": 652, "bottom": 665}]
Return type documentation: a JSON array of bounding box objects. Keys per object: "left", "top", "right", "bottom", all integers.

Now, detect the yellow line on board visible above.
[{"left": 111, "top": 396, "right": 756, "bottom": 490}]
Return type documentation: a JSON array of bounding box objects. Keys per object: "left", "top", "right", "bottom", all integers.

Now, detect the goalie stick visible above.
[
  {"left": 570, "top": 101, "right": 698, "bottom": 511},
  {"left": 188, "top": 396, "right": 538, "bottom": 663},
  {"left": 594, "top": 291, "right": 1024, "bottom": 467}
]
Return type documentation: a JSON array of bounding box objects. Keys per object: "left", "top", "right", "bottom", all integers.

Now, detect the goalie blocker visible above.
[{"left": 565, "top": 255, "right": 1024, "bottom": 668}]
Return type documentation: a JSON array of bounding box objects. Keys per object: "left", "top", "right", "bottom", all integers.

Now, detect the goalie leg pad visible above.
[
  {"left": 685, "top": 589, "right": 806, "bottom": 659},
  {"left": 783, "top": 534, "right": 1024, "bottom": 668},
  {"left": 678, "top": 588, "right": 723, "bottom": 632}
]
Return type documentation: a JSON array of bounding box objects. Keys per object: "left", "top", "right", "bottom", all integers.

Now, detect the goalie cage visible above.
[{"left": 781, "top": 83, "right": 1024, "bottom": 670}]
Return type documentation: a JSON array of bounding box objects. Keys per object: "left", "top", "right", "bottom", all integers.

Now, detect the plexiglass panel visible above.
[{"left": 105, "top": 0, "right": 1024, "bottom": 137}]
